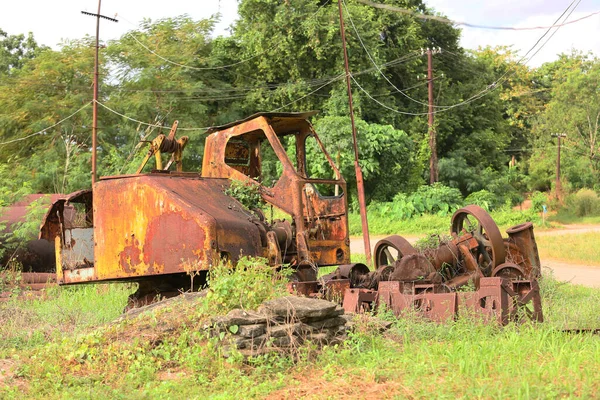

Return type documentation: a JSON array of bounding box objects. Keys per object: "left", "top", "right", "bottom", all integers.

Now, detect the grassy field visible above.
[
  {"left": 0, "top": 270, "right": 598, "bottom": 399},
  {"left": 537, "top": 232, "right": 600, "bottom": 266},
  {"left": 349, "top": 208, "right": 548, "bottom": 237}
]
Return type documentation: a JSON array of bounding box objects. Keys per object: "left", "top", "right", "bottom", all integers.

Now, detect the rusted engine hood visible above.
[{"left": 86, "top": 174, "right": 264, "bottom": 282}]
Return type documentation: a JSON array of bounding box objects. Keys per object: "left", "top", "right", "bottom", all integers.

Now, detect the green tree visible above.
[{"left": 0, "top": 29, "right": 46, "bottom": 75}]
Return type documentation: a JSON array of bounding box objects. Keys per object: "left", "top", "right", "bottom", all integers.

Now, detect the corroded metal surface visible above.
[
  {"left": 505, "top": 222, "right": 541, "bottom": 278},
  {"left": 1, "top": 194, "right": 64, "bottom": 272},
  {"left": 306, "top": 207, "right": 543, "bottom": 324},
  {"left": 202, "top": 113, "right": 350, "bottom": 267},
  {"left": 451, "top": 205, "right": 506, "bottom": 271},
  {"left": 44, "top": 113, "right": 350, "bottom": 287},
  {"left": 90, "top": 175, "right": 262, "bottom": 282},
  {"left": 346, "top": 278, "right": 543, "bottom": 325},
  {"left": 373, "top": 235, "right": 417, "bottom": 269}
]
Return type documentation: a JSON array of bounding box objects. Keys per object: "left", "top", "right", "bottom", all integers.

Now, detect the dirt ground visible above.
[{"left": 349, "top": 225, "right": 600, "bottom": 288}]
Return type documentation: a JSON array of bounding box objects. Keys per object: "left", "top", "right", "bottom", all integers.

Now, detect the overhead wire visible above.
[
  {"left": 342, "top": 0, "right": 442, "bottom": 108},
  {"left": 350, "top": 0, "right": 582, "bottom": 116},
  {"left": 119, "top": 0, "right": 332, "bottom": 72},
  {"left": 0, "top": 102, "right": 92, "bottom": 146},
  {"left": 269, "top": 73, "right": 346, "bottom": 112},
  {"left": 95, "top": 101, "right": 211, "bottom": 131},
  {"left": 355, "top": 0, "right": 600, "bottom": 31}
]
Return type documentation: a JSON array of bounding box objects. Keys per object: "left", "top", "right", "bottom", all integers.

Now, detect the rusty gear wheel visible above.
[
  {"left": 374, "top": 235, "right": 417, "bottom": 269},
  {"left": 451, "top": 205, "right": 505, "bottom": 274}
]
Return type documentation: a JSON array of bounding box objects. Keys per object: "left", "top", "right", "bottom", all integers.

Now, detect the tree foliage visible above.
[{"left": 0, "top": 2, "right": 599, "bottom": 210}]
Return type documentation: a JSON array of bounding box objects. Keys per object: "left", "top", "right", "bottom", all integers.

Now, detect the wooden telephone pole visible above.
[
  {"left": 552, "top": 133, "right": 567, "bottom": 201},
  {"left": 337, "top": 0, "right": 372, "bottom": 265},
  {"left": 82, "top": 1, "right": 117, "bottom": 185},
  {"left": 426, "top": 47, "right": 439, "bottom": 184}
]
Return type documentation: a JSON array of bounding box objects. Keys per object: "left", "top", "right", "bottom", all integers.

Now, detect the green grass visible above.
[
  {"left": 0, "top": 270, "right": 599, "bottom": 399},
  {"left": 549, "top": 208, "right": 600, "bottom": 225},
  {"left": 0, "top": 283, "right": 132, "bottom": 353},
  {"left": 537, "top": 232, "right": 600, "bottom": 266},
  {"left": 350, "top": 208, "right": 545, "bottom": 237}
]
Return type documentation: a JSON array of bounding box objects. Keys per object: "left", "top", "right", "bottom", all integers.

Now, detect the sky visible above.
[{"left": 0, "top": 0, "right": 598, "bottom": 67}]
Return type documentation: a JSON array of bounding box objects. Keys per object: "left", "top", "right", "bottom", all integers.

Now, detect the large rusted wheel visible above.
[
  {"left": 374, "top": 235, "right": 417, "bottom": 269},
  {"left": 451, "top": 205, "right": 505, "bottom": 274}
]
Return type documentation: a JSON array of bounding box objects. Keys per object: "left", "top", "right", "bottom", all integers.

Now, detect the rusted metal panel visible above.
[
  {"left": 1, "top": 194, "right": 64, "bottom": 273},
  {"left": 89, "top": 174, "right": 264, "bottom": 282},
  {"left": 62, "top": 228, "right": 94, "bottom": 268}
]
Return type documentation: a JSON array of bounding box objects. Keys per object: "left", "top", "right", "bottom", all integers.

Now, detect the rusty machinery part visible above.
[
  {"left": 374, "top": 235, "right": 417, "bottom": 269},
  {"left": 390, "top": 253, "right": 437, "bottom": 283},
  {"left": 451, "top": 205, "right": 506, "bottom": 275},
  {"left": 492, "top": 262, "right": 526, "bottom": 280},
  {"left": 290, "top": 260, "right": 319, "bottom": 282},
  {"left": 320, "top": 263, "right": 370, "bottom": 288},
  {"left": 362, "top": 276, "right": 543, "bottom": 325},
  {"left": 505, "top": 222, "right": 541, "bottom": 278},
  {"left": 136, "top": 120, "right": 189, "bottom": 174}
]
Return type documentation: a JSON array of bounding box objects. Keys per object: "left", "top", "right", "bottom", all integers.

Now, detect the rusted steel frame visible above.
[
  {"left": 337, "top": 277, "right": 542, "bottom": 325},
  {"left": 337, "top": 0, "right": 371, "bottom": 266},
  {"left": 342, "top": 288, "right": 378, "bottom": 313},
  {"left": 205, "top": 115, "right": 347, "bottom": 266},
  {"left": 503, "top": 279, "right": 543, "bottom": 322}
]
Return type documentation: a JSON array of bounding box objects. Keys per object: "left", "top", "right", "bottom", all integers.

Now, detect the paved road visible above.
[{"left": 349, "top": 225, "right": 600, "bottom": 288}]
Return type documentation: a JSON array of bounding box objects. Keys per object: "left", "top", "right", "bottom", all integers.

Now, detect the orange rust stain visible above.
[{"left": 119, "top": 238, "right": 142, "bottom": 273}]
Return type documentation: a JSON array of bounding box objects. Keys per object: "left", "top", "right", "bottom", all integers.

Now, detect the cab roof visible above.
[{"left": 204, "top": 111, "right": 318, "bottom": 135}]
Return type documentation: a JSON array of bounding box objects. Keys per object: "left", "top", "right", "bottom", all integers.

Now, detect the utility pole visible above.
[
  {"left": 337, "top": 0, "right": 372, "bottom": 266},
  {"left": 427, "top": 48, "right": 438, "bottom": 184},
  {"left": 552, "top": 133, "right": 567, "bottom": 201},
  {"left": 82, "top": 1, "right": 118, "bottom": 185}
]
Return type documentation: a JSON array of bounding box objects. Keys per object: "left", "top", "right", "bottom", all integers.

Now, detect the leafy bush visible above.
[
  {"left": 224, "top": 179, "right": 264, "bottom": 210},
  {"left": 366, "top": 183, "right": 463, "bottom": 224},
  {"left": 465, "top": 190, "right": 495, "bottom": 211},
  {"left": 205, "top": 257, "right": 289, "bottom": 312},
  {"left": 572, "top": 188, "right": 600, "bottom": 217},
  {"left": 529, "top": 191, "right": 548, "bottom": 212}
]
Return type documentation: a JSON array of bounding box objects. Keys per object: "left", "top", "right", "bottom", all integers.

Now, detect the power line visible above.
[
  {"left": 352, "top": 0, "right": 582, "bottom": 116},
  {"left": 119, "top": 0, "right": 333, "bottom": 72},
  {"left": 95, "top": 101, "right": 210, "bottom": 131},
  {"left": 350, "top": 74, "right": 428, "bottom": 115},
  {"left": 355, "top": 0, "right": 599, "bottom": 31},
  {"left": 126, "top": 32, "right": 271, "bottom": 72},
  {"left": 342, "top": 0, "right": 438, "bottom": 109},
  {"left": 0, "top": 102, "right": 92, "bottom": 146},
  {"left": 270, "top": 73, "right": 345, "bottom": 112}
]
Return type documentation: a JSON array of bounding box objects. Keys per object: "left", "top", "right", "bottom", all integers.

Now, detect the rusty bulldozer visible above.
[{"left": 5, "top": 111, "right": 542, "bottom": 323}]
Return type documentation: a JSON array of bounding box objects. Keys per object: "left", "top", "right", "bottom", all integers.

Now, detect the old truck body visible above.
[{"left": 40, "top": 112, "right": 349, "bottom": 291}]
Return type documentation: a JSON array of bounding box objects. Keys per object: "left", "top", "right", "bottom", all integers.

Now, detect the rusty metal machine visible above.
[
  {"left": 38, "top": 112, "right": 350, "bottom": 304},
  {"left": 312, "top": 206, "right": 544, "bottom": 325},
  {"left": 32, "top": 111, "right": 543, "bottom": 322}
]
